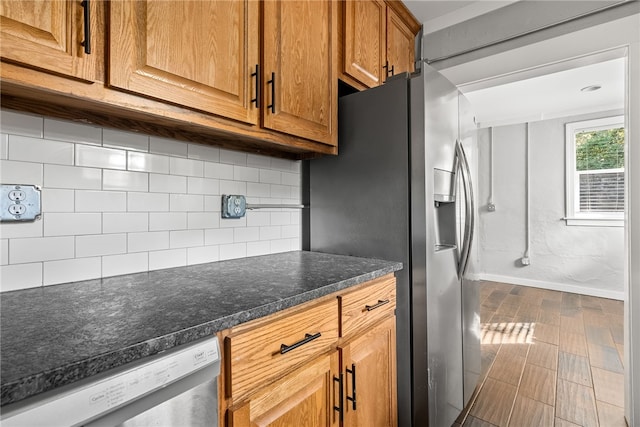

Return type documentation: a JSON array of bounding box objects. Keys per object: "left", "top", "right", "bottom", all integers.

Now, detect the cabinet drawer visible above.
[
  {"left": 225, "top": 299, "right": 338, "bottom": 401},
  {"left": 340, "top": 274, "right": 396, "bottom": 337}
]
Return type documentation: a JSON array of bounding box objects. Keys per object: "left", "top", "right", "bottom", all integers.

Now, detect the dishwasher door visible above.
[{"left": 1, "top": 336, "right": 220, "bottom": 427}]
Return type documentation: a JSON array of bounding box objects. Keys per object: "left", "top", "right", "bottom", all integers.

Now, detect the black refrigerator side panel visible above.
[{"left": 307, "top": 76, "right": 412, "bottom": 427}]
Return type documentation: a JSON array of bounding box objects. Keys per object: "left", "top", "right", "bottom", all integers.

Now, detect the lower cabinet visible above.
[
  {"left": 222, "top": 274, "right": 397, "bottom": 427},
  {"left": 340, "top": 316, "right": 397, "bottom": 427}
]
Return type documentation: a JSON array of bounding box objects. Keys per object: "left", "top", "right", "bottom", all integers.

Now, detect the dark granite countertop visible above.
[{"left": 0, "top": 250, "right": 402, "bottom": 406}]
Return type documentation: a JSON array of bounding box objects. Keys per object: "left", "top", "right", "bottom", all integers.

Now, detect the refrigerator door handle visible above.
[{"left": 455, "top": 140, "right": 475, "bottom": 278}]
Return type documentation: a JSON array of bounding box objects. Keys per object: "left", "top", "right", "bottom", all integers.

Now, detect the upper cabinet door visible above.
[
  {"left": 109, "top": 0, "right": 259, "bottom": 125},
  {"left": 386, "top": 7, "right": 415, "bottom": 77},
  {"left": 0, "top": 0, "right": 103, "bottom": 82},
  {"left": 343, "top": 0, "right": 386, "bottom": 88},
  {"left": 262, "top": 0, "right": 337, "bottom": 147}
]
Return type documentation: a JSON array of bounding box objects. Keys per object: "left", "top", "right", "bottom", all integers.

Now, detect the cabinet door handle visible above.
[
  {"left": 251, "top": 64, "right": 260, "bottom": 108},
  {"left": 333, "top": 374, "right": 344, "bottom": 421},
  {"left": 346, "top": 363, "right": 357, "bottom": 410},
  {"left": 390, "top": 64, "right": 395, "bottom": 77},
  {"left": 365, "top": 299, "right": 390, "bottom": 311},
  {"left": 279, "top": 332, "right": 321, "bottom": 354},
  {"left": 80, "top": 0, "right": 91, "bottom": 54},
  {"left": 382, "top": 60, "right": 389, "bottom": 77},
  {"left": 267, "top": 72, "right": 276, "bottom": 113}
]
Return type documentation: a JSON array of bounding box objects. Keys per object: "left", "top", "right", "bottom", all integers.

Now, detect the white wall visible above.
[
  {"left": 477, "top": 110, "right": 625, "bottom": 300},
  {"left": 0, "top": 109, "right": 302, "bottom": 292}
]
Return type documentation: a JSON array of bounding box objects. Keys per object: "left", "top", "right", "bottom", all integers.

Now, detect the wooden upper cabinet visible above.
[
  {"left": 0, "top": 0, "right": 104, "bottom": 82},
  {"left": 262, "top": 0, "right": 338, "bottom": 147},
  {"left": 386, "top": 6, "right": 415, "bottom": 77},
  {"left": 342, "top": 0, "right": 386, "bottom": 88},
  {"left": 109, "top": 0, "right": 259, "bottom": 125}
]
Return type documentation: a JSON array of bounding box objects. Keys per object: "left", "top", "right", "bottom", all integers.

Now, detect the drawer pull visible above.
[
  {"left": 365, "top": 299, "right": 390, "bottom": 311},
  {"left": 280, "top": 332, "right": 321, "bottom": 354}
]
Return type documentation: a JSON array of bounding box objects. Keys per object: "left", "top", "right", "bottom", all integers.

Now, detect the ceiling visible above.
[{"left": 403, "top": 1, "right": 627, "bottom": 128}]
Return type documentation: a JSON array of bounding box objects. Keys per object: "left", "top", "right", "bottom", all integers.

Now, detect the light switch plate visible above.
[{"left": 1, "top": 184, "right": 42, "bottom": 222}]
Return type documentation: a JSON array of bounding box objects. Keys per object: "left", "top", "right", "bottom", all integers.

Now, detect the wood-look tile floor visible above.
[{"left": 454, "top": 281, "right": 626, "bottom": 427}]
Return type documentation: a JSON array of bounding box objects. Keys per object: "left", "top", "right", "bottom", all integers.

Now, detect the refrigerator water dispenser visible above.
[{"left": 433, "top": 168, "right": 456, "bottom": 251}]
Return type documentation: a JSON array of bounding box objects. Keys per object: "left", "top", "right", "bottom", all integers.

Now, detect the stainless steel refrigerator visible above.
[{"left": 304, "top": 65, "right": 480, "bottom": 427}]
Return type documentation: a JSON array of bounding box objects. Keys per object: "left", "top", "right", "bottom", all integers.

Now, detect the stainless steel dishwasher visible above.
[{"left": 1, "top": 336, "right": 220, "bottom": 427}]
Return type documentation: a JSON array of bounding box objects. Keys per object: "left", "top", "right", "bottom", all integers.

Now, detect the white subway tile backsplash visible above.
[
  {"left": 234, "top": 227, "right": 259, "bottom": 243},
  {"left": 188, "top": 144, "right": 220, "bottom": 162},
  {"left": 260, "top": 169, "right": 281, "bottom": 184},
  {"left": 247, "top": 153, "right": 271, "bottom": 168},
  {"left": 1, "top": 110, "right": 43, "bottom": 138},
  {"left": 76, "top": 234, "right": 127, "bottom": 257},
  {"left": 128, "top": 231, "right": 169, "bottom": 253},
  {"left": 270, "top": 185, "right": 291, "bottom": 199},
  {"left": 169, "top": 194, "right": 203, "bottom": 212},
  {"left": 187, "top": 212, "right": 219, "bottom": 230},
  {"left": 149, "top": 173, "right": 186, "bottom": 193},
  {"left": 42, "top": 189, "right": 74, "bottom": 213},
  {"left": 127, "top": 192, "right": 169, "bottom": 212},
  {"left": 271, "top": 212, "right": 292, "bottom": 226},
  {"left": 204, "top": 162, "right": 233, "bottom": 180},
  {"left": 234, "top": 166, "right": 259, "bottom": 182},
  {"left": 8, "top": 135, "right": 74, "bottom": 165},
  {"left": 76, "top": 145, "right": 126, "bottom": 170},
  {"left": 205, "top": 228, "right": 234, "bottom": 245},
  {"left": 219, "top": 180, "right": 246, "bottom": 195},
  {"left": 103, "top": 128, "right": 149, "bottom": 152},
  {"left": 187, "top": 245, "right": 219, "bottom": 265},
  {"left": 219, "top": 243, "right": 246, "bottom": 260},
  {"left": 281, "top": 225, "right": 301, "bottom": 238},
  {"left": 149, "top": 212, "right": 187, "bottom": 231},
  {"left": 44, "top": 118, "right": 101, "bottom": 145},
  {"left": 0, "top": 220, "right": 43, "bottom": 239},
  {"left": 1, "top": 109, "right": 303, "bottom": 291},
  {"left": 260, "top": 226, "right": 281, "bottom": 241},
  {"left": 149, "top": 248, "right": 187, "bottom": 270},
  {"left": 246, "top": 211, "right": 270, "bottom": 227},
  {"left": 103, "top": 170, "right": 148, "bottom": 192},
  {"left": 103, "top": 213, "right": 148, "bottom": 233},
  {"left": 10, "top": 236, "right": 74, "bottom": 263},
  {"left": 1, "top": 262, "right": 43, "bottom": 291},
  {"left": 45, "top": 164, "right": 101, "bottom": 190},
  {"left": 170, "top": 230, "right": 204, "bottom": 249},
  {"left": 75, "top": 190, "right": 126, "bottom": 212},
  {"left": 247, "top": 182, "right": 271, "bottom": 198},
  {"left": 1, "top": 239, "right": 8, "bottom": 265},
  {"left": 44, "top": 257, "right": 101, "bottom": 286},
  {"left": 1, "top": 133, "right": 8, "bottom": 159},
  {"left": 282, "top": 172, "right": 300, "bottom": 186},
  {"left": 103, "top": 252, "right": 148, "bottom": 277},
  {"left": 149, "top": 136, "right": 187, "bottom": 157},
  {"left": 187, "top": 177, "right": 219, "bottom": 195},
  {"left": 44, "top": 213, "right": 102, "bottom": 236},
  {"left": 219, "top": 148, "right": 247, "bottom": 166},
  {"left": 170, "top": 157, "right": 204, "bottom": 177},
  {"left": 247, "top": 241, "right": 271, "bottom": 257},
  {"left": 1, "top": 160, "right": 43, "bottom": 185},
  {"left": 128, "top": 152, "right": 170, "bottom": 174}
]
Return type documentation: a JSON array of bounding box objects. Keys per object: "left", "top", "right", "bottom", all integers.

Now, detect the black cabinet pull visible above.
[
  {"left": 346, "top": 363, "right": 356, "bottom": 410},
  {"left": 389, "top": 64, "right": 395, "bottom": 76},
  {"left": 251, "top": 64, "right": 260, "bottom": 107},
  {"left": 80, "top": 0, "right": 91, "bottom": 54},
  {"left": 280, "top": 332, "right": 321, "bottom": 354},
  {"left": 365, "top": 299, "right": 390, "bottom": 311},
  {"left": 267, "top": 72, "right": 275, "bottom": 113},
  {"left": 382, "top": 60, "right": 389, "bottom": 77},
  {"left": 333, "top": 374, "right": 344, "bottom": 421}
]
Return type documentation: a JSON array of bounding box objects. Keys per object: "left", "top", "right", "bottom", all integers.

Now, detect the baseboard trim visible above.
[{"left": 479, "top": 273, "right": 625, "bottom": 301}]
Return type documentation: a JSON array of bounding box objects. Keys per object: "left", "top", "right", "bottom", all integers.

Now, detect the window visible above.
[{"left": 565, "top": 116, "right": 625, "bottom": 226}]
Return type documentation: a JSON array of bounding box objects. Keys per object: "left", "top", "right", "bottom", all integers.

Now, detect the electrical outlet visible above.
[
  {"left": 487, "top": 202, "right": 496, "bottom": 212},
  {"left": 1, "top": 184, "right": 42, "bottom": 222},
  {"left": 221, "top": 195, "right": 247, "bottom": 218}
]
